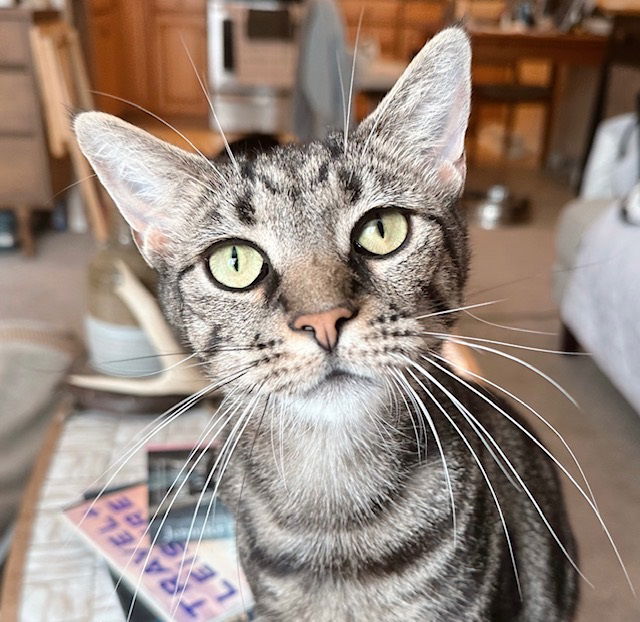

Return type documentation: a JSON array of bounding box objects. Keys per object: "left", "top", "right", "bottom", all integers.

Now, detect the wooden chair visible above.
[
  {"left": 29, "top": 16, "right": 110, "bottom": 242},
  {"left": 392, "top": 0, "right": 451, "bottom": 60},
  {"left": 0, "top": 9, "right": 60, "bottom": 257},
  {"left": 579, "top": 13, "right": 640, "bottom": 191},
  {"left": 468, "top": 52, "right": 555, "bottom": 166}
]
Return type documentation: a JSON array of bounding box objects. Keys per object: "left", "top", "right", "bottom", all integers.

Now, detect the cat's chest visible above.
[{"left": 227, "top": 437, "right": 452, "bottom": 551}]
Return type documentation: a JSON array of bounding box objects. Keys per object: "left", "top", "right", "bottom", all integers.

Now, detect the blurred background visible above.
[{"left": 0, "top": 0, "right": 639, "bottom": 620}]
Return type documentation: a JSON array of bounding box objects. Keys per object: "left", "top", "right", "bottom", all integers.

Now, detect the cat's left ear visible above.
[{"left": 358, "top": 28, "right": 471, "bottom": 191}]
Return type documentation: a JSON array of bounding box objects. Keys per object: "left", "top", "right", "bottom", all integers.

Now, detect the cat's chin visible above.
[
  {"left": 283, "top": 370, "right": 385, "bottom": 427},
  {"left": 293, "top": 367, "right": 379, "bottom": 407}
]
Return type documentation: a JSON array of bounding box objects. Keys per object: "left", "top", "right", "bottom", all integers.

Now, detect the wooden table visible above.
[
  {"left": 464, "top": 27, "right": 608, "bottom": 166},
  {"left": 468, "top": 27, "right": 607, "bottom": 66}
]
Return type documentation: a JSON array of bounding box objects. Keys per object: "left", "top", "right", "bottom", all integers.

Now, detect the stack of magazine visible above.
[{"left": 64, "top": 445, "right": 253, "bottom": 622}]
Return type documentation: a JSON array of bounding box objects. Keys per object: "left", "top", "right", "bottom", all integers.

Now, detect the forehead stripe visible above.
[{"left": 235, "top": 193, "right": 256, "bottom": 225}]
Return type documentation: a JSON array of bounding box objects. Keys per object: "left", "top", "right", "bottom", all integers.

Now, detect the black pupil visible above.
[
  {"left": 376, "top": 217, "right": 385, "bottom": 238},
  {"left": 231, "top": 246, "right": 239, "bottom": 272}
]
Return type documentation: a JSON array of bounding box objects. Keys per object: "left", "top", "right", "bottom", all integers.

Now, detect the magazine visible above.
[
  {"left": 64, "top": 483, "right": 253, "bottom": 622},
  {"left": 147, "top": 445, "right": 234, "bottom": 543}
]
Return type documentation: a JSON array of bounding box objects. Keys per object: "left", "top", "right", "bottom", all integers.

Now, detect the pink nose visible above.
[{"left": 291, "top": 306, "right": 354, "bottom": 351}]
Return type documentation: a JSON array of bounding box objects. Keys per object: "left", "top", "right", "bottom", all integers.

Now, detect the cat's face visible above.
[{"left": 75, "top": 29, "right": 471, "bottom": 413}]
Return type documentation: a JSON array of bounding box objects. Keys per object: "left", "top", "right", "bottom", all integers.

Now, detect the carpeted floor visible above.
[
  {"left": 464, "top": 167, "right": 640, "bottom": 620},
  {"left": 0, "top": 165, "right": 638, "bottom": 619}
]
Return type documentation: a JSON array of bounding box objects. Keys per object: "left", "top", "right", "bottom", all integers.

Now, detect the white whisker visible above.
[
  {"left": 393, "top": 370, "right": 457, "bottom": 543},
  {"left": 278, "top": 398, "right": 288, "bottom": 491},
  {"left": 408, "top": 357, "right": 590, "bottom": 588},
  {"left": 422, "top": 354, "right": 636, "bottom": 595},
  {"left": 464, "top": 309, "right": 556, "bottom": 336},
  {"left": 90, "top": 90, "right": 224, "bottom": 183},
  {"left": 344, "top": 7, "right": 364, "bottom": 154},
  {"left": 429, "top": 350, "right": 599, "bottom": 510},
  {"left": 403, "top": 357, "right": 522, "bottom": 598},
  {"left": 52, "top": 172, "right": 97, "bottom": 199},
  {"left": 172, "top": 389, "right": 264, "bottom": 616},
  {"left": 387, "top": 373, "right": 424, "bottom": 462},
  {"left": 124, "top": 397, "right": 245, "bottom": 622},
  {"left": 95, "top": 352, "right": 199, "bottom": 378},
  {"left": 414, "top": 299, "right": 505, "bottom": 321},
  {"left": 336, "top": 49, "right": 348, "bottom": 142},
  {"left": 85, "top": 359, "right": 249, "bottom": 482},
  {"left": 77, "top": 379, "right": 221, "bottom": 533},
  {"left": 112, "top": 389, "right": 240, "bottom": 595},
  {"left": 180, "top": 37, "right": 239, "bottom": 173},
  {"left": 234, "top": 395, "right": 271, "bottom": 614},
  {"left": 424, "top": 332, "right": 590, "bottom": 357},
  {"left": 439, "top": 336, "right": 580, "bottom": 408}
]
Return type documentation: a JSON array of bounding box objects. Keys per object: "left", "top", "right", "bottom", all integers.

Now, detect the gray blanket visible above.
[{"left": 0, "top": 322, "right": 79, "bottom": 559}]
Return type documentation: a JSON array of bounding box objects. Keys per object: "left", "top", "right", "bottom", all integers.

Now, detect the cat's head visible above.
[{"left": 75, "top": 29, "right": 471, "bottom": 416}]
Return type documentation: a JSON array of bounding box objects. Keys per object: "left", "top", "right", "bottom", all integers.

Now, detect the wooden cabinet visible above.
[
  {"left": 149, "top": 11, "right": 208, "bottom": 116},
  {"left": 80, "top": 0, "right": 446, "bottom": 120},
  {"left": 154, "top": 0, "right": 207, "bottom": 11},
  {"left": 84, "top": 0, "right": 125, "bottom": 114},
  {"left": 80, "top": 0, "right": 207, "bottom": 120},
  {"left": 338, "top": 0, "right": 448, "bottom": 60},
  {"left": 0, "top": 11, "right": 53, "bottom": 207},
  {"left": 0, "top": 9, "right": 61, "bottom": 255}
]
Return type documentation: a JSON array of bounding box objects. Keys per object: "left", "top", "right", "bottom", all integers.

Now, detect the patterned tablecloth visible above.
[{"left": 14, "top": 406, "right": 212, "bottom": 622}]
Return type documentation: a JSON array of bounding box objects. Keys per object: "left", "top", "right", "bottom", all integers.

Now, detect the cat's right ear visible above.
[{"left": 74, "top": 112, "right": 210, "bottom": 267}]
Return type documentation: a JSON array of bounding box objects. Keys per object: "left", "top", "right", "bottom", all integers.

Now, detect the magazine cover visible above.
[
  {"left": 147, "top": 445, "right": 235, "bottom": 543},
  {"left": 64, "top": 484, "right": 253, "bottom": 622}
]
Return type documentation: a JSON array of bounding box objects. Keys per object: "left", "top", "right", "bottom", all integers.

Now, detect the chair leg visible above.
[
  {"left": 15, "top": 205, "right": 35, "bottom": 257},
  {"left": 540, "top": 64, "right": 559, "bottom": 167},
  {"left": 503, "top": 103, "right": 516, "bottom": 160},
  {"left": 560, "top": 323, "right": 580, "bottom": 354}
]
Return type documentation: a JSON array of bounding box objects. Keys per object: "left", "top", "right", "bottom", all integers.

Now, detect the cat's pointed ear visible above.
[
  {"left": 74, "top": 112, "right": 210, "bottom": 267},
  {"left": 358, "top": 28, "right": 471, "bottom": 189}
]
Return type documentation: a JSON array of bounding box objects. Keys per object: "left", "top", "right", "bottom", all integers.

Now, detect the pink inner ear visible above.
[
  {"left": 132, "top": 226, "right": 170, "bottom": 264},
  {"left": 437, "top": 157, "right": 466, "bottom": 190},
  {"left": 131, "top": 229, "right": 145, "bottom": 251},
  {"left": 440, "top": 91, "right": 469, "bottom": 163},
  {"left": 145, "top": 228, "right": 170, "bottom": 255}
]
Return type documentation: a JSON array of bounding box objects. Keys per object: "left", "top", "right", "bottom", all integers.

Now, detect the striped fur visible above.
[{"left": 74, "top": 28, "right": 578, "bottom": 621}]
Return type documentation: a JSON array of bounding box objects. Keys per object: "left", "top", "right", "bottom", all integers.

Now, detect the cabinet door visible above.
[
  {"left": 150, "top": 13, "right": 208, "bottom": 117},
  {"left": 87, "top": 1, "right": 126, "bottom": 114},
  {"left": 154, "top": 0, "right": 205, "bottom": 11}
]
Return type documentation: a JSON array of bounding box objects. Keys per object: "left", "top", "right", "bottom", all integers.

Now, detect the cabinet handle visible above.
[{"left": 223, "top": 19, "right": 234, "bottom": 71}]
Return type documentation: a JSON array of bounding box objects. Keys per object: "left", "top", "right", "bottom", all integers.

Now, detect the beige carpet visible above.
[{"left": 0, "top": 165, "right": 639, "bottom": 619}]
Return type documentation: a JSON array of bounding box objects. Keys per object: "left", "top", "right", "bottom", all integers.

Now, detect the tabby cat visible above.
[{"left": 75, "top": 28, "right": 578, "bottom": 621}]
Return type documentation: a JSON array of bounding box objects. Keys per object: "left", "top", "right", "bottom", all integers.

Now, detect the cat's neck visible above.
[{"left": 229, "top": 382, "right": 435, "bottom": 524}]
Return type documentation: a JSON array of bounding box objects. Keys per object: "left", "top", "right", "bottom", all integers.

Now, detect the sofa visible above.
[{"left": 554, "top": 114, "right": 640, "bottom": 414}]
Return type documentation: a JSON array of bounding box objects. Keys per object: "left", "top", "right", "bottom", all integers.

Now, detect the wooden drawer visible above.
[
  {"left": 0, "top": 136, "right": 51, "bottom": 205},
  {"left": 0, "top": 19, "right": 30, "bottom": 66},
  {"left": 0, "top": 72, "right": 40, "bottom": 134}
]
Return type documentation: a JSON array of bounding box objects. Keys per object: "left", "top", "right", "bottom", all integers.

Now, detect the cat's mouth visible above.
[
  {"left": 302, "top": 366, "right": 371, "bottom": 396},
  {"left": 324, "top": 369, "right": 352, "bottom": 381}
]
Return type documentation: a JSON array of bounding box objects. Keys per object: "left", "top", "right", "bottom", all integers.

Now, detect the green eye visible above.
[
  {"left": 207, "top": 242, "right": 267, "bottom": 290},
  {"left": 355, "top": 209, "right": 409, "bottom": 256}
]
